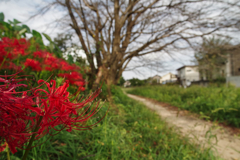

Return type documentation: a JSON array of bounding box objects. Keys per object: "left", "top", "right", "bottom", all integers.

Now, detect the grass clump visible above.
[{"left": 127, "top": 85, "right": 240, "bottom": 128}]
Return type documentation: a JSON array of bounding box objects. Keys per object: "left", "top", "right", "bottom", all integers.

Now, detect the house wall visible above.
[
  {"left": 225, "top": 51, "right": 240, "bottom": 87},
  {"left": 152, "top": 75, "right": 161, "bottom": 83},
  {"left": 185, "top": 67, "right": 200, "bottom": 81},
  {"left": 230, "top": 51, "right": 240, "bottom": 76},
  {"left": 227, "top": 76, "right": 240, "bottom": 87},
  {"left": 178, "top": 66, "right": 200, "bottom": 82},
  {"left": 226, "top": 54, "right": 231, "bottom": 77},
  {"left": 124, "top": 81, "right": 131, "bottom": 87},
  {"left": 161, "top": 73, "right": 177, "bottom": 83},
  {"left": 178, "top": 68, "right": 185, "bottom": 80},
  {"left": 161, "top": 74, "right": 170, "bottom": 83}
]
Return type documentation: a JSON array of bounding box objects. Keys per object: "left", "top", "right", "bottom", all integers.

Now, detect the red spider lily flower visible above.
[
  {"left": 34, "top": 79, "right": 101, "bottom": 137},
  {"left": 0, "top": 37, "right": 29, "bottom": 62},
  {"left": 33, "top": 51, "right": 52, "bottom": 59},
  {"left": 73, "top": 81, "right": 85, "bottom": 91},
  {"left": 24, "top": 58, "right": 42, "bottom": 71},
  {"left": 1, "top": 62, "right": 21, "bottom": 71},
  {"left": 33, "top": 51, "right": 61, "bottom": 71},
  {"left": 0, "top": 72, "right": 104, "bottom": 154},
  {"left": 33, "top": 51, "right": 43, "bottom": 58},
  {"left": 33, "top": 51, "right": 80, "bottom": 72},
  {"left": 0, "top": 74, "right": 42, "bottom": 154},
  {"left": 0, "top": 142, "right": 7, "bottom": 152},
  {"left": 12, "top": 38, "right": 29, "bottom": 56},
  {"left": 59, "top": 60, "right": 79, "bottom": 71},
  {"left": 1, "top": 113, "right": 34, "bottom": 154},
  {"left": 58, "top": 72, "right": 85, "bottom": 88},
  {"left": 43, "top": 57, "right": 60, "bottom": 71}
]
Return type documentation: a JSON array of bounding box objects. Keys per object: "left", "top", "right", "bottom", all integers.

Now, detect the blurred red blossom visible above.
[
  {"left": 24, "top": 58, "right": 42, "bottom": 71},
  {"left": 0, "top": 142, "right": 7, "bottom": 152},
  {"left": 0, "top": 37, "right": 84, "bottom": 88},
  {"left": 0, "top": 37, "right": 29, "bottom": 61},
  {"left": 58, "top": 72, "right": 85, "bottom": 89}
]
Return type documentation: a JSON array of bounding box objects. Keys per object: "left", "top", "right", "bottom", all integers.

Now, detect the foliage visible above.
[
  {"left": 129, "top": 78, "right": 146, "bottom": 87},
  {"left": 117, "top": 76, "right": 125, "bottom": 86},
  {"left": 195, "top": 36, "right": 231, "bottom": 80},
  {"left": 1, "top": 87, "right": 218, "bottom": 160},
  {"left": 128, "top": 85, "right": 240, "bottom": 127},
  {"left": 53, "top": 33, "right": 74, "bottom": 52}
]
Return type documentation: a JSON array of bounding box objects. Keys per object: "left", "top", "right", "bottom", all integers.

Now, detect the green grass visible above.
[
  {"left": 1, "top": 86, "right": 219, "bottom": 160},
  {"left": 127, "top": 85, "right": 240, "bottom": 128}
]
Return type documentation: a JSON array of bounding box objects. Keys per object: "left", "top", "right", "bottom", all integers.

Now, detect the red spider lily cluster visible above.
[
  {"left": 58, "top": 72, "right": 85, "bottom": 88},
  {"left": 0, "top": 37, "right": 29, "bottom": 70},
  {"left": 0, "top": 37, "right": 85, "bottom": 90},
  {"left": 0, "top": 37, "right": 103, "bottom": 156},
  {"left": 30, "top": 51, "right": 80, "bottom": 72},
  {"left": 0, "top": 72, "right": 102, "bottom": 154},
  {"left": 0, "top": 37, "right": 29, "bottom": 61}
]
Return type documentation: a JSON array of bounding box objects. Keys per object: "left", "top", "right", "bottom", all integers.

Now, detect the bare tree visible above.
[{"left": 34, "top": 0, "right": 239, "bottom": 90}]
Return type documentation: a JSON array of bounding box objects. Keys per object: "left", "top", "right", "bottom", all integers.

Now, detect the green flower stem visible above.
[
  {"left": 0, "top": 51, "right": 10, "bottom": 70},
  {"left": 21, "top": 116, "right": 43, "bottom": 160},
  {"left": 7, "top": 147, "right": 10, "bottom": 160}
]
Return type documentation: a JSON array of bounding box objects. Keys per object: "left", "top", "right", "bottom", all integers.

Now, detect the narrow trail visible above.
[{"left": 127, "top": 94, "right": 240, "bottom": 160}]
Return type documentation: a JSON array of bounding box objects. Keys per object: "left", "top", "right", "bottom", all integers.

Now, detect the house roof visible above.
[
  {"left": 152, "top": 75, "right": 161, "bottom": 78},
  {"left": 161, "top": 72, "right": 177, "bottom": 78},
  {"left": 176, "top": 65, "right": 198, "bottom": 71}
]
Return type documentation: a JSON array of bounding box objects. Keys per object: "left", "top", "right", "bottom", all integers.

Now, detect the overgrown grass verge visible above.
[
  {"left": 1, "top": 86, "right": 218, "bottom": 160},
  {"left": 127, "top": 85, "right": 240, "bottom": 128}
]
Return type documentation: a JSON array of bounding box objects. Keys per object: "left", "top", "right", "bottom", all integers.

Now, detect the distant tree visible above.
[
  {"left": 129, "top": 78, "right": 145, "bottom": 86},
  {"left": 53, "top": 33, "right": 74, "bottom": 52},
  {"left": 151, "top": 79, "right": 158, "bottom": 85},
  {"left": 195, "top": 36, "right": 231, "bottom": 80},
  {"left": 117, "top": 76, "right": 125, "bottom": 86}
]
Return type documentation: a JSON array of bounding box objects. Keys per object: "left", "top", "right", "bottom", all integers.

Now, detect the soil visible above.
[{"left": 127, "top": 94, "right": 240, "bottom": 160}]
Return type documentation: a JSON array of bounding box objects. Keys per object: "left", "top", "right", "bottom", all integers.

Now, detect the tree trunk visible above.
[{"left": 92, "top": 66, "right": 103, "bottom": 90}]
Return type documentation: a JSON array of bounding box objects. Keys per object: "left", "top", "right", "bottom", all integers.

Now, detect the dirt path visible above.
[{"left": 127, "top": 94, "right": 240, "bottom": 160}]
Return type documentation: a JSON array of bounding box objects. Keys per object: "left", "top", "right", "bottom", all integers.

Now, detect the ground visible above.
[{"left": 127, "top": 94, "right": 240, "bottom": 160}]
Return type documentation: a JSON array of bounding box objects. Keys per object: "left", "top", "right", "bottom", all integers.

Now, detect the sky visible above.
[{"left": 0, "top": 0, "right": 211, "bottom": 80}]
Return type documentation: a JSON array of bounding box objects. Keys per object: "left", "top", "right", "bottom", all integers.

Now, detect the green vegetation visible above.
[
  {"left": 1, "top": 87, "right": 218, "bottom": 159},
  {"left": 127, "top": 85, "right": 240, "bottom": 128},
  {"left": 129, "top": 78, "right": 147, "bottom": 86}
]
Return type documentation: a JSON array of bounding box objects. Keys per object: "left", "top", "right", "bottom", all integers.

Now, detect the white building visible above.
[
  {"left": 150, "top": 75, "right": 161, "bottom": 84},
  {"left": 161, "top": 73, "right": 177, "bottom": 84},
  {"left": 225, "top": 49, "right": 240, "bottom": 87},
  {"left": 177, "top": 66, "right": 200, "bottom": 86},
  {"left": 124, "top": 81, "right": 131, "bottom": 87}
]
